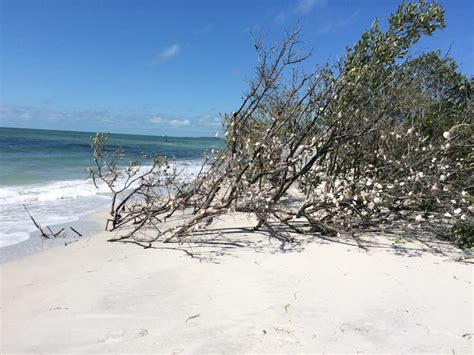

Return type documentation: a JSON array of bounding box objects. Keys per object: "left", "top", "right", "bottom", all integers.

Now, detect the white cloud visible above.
[
  {"left": 198, "top": 117, "right": 222, "bottom": 127},
  {"left": 150, "top": 115, "right": 220, "bottom": 128},
  {"left": 1, "top": 104, "right": 223, "bottom": 136},
  {"left": 0, "top": 104, "right": 127, "bottom": 127},
  {"left": 293, "top": 0, "right": 326, "bottom": 15},
  {"left": 169, "top": 119, "right": 190, "bottom": 126},
  {"left": 316, "top": 10, "right": 360, "bottom": 34},
  {"left": 149, "top": 116, "right": 190, "bottom": 126},
  {"left": 275, "top": 0, "right": 326, "bottom": 23},
  {"left": 150, "top": 116, "right": 165, "bottom": 124},
  {"left": 151, "top": 44, "right": 180, "bottom": 65}
]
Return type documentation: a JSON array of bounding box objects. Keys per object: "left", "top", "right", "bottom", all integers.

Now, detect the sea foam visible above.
[{"left": 0, "top": 159, "right": 205, "bottom": 248}]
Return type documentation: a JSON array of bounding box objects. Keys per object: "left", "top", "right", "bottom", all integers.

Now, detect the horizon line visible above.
[{"left": 0, "top": 126, "right": 224, "bottom": 140}]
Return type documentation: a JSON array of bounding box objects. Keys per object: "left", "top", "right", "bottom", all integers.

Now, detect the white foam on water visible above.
[
  {"left": 0, "top": 232, "right": 30, "bottom": 248},
  {"left": 0, "top": 179, "right": 108, "bottom": 204},
  {"left": 0, "top": 159, "right": 206, "bottom": 248}
]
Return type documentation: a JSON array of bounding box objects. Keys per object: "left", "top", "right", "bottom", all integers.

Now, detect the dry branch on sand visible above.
[{"left": 88, "top": 1, "right": 473, "bottom": 249}]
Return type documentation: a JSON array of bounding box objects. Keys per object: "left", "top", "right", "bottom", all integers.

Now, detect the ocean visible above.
[{"left": 0, "top": 127, "right": 223, "bottom": 248}]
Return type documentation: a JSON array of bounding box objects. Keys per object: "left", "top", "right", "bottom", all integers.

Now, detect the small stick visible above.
[
  {"left": 55, "top": 228, "right": 65, "bottom": 237},
  {"left": 47, "top": 226, "right": 65, "bottom": 238},
  {"left": 185, "top": 314, "right": 200, "bottom": 322},
  {"left": 23, "top": 205, "right": 49, "bottom": 239},
  {"left": 70, "top": 227, "right": 82, "bottom": 237}
]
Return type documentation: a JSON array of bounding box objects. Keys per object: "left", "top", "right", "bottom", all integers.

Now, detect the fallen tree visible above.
[{"left": 88, "top": 0, "right": 473, "bottom": 249}]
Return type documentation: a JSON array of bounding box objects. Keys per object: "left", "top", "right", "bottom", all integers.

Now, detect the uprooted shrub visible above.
[{"left": 88, "top": 0, "right": 473, "bottom": 249}]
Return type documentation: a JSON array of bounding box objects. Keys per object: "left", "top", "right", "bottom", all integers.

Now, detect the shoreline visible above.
[
  {"left": 0, "top": 209, "right": 106, "bottom": 264},
  {"left": 1, "top": 210, "right": 473, "bottom": 353},
  {"left": 0, "top": 126, "right": 221, "bottom": 252}
]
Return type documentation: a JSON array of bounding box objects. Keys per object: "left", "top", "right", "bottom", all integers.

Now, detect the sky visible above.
[{"left": 1, "top": 0, "right": 473, "bottom": 137}]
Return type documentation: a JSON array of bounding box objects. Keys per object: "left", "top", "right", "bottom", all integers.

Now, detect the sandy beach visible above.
[
  {"left": 2, "top": 0, "right": 473, "bottom": 353},
  {"left": 1, "top": 210, "right": 472, "bottom": 354}
]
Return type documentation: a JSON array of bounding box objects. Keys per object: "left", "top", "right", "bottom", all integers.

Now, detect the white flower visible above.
[
  {"left": 407, "top": 128, "right": 414, "bottom": 135},
  {"left": 444, "top": 212, "right": 453, "bottom": 218},
  {"left": 443, "top": 131, "right": 450, "bottom": 139},
  {"left": 366, "top": 179, "right": 373, "bottom": 187},
  {"left": 415, "top": 214, "right": 424, "bottom": 222},
  {"left": 454, "top": 208, "right": 462, "bottom": 215},
  {"left": 461, "top": 214, "right": 466, "bottom": 221},
  {"left": 461, "top": 191, "right": 467, "bottom": 197},
  {"left": 439, "top": 175, "right": 447, "bottom": 182}
]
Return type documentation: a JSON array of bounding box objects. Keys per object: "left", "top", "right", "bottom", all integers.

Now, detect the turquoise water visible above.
[
  {"left": 0, "top": 127, "right": 222, "bottom": 186},
  {"left": 0, "top": 127, "right": 223, "bottom": 247}
]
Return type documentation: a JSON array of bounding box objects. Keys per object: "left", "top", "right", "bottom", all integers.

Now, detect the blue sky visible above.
[{"left": 1, "top": 0, "right": 473, "bottom": 137}]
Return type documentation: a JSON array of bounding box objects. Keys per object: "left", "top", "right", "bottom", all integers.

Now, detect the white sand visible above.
[{"left": 1, "top": 211, "right": 473, "bottom": 354}]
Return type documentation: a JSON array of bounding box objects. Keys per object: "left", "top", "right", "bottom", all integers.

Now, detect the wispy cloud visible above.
[
  {"left": 275, "top": 0, "right": 327, "bottom": 24},
  {"left": 149, "top": 114, "right": 222, "bottom": 127},
  {"left": 150, "top": 115, "right": 220, "bottom": 128},
  {"left": 151, "top": 44, "right": 180, "bottom": 65},
  {"left": 294, "top": 0, "right": 326, "bottom": 15},
  {"left": 198, "top": 116, "right": 222, "bottom": 127},
  {"left": 149, "top": 116, "right": 189, "bottom": 126},
  {"left": 168, "top": 119, "right": 190, "bottom": 126},
  {"left": 0, "top": 104, "right": 222, "bottom": 136},
  {"left": 150, "top": 116, "right": 165, "bottom": 124},
  {"left": 0, "top": 105, "right": 122, "bottom": 125},
  {"left": 316, "top": 10, "right": 360, "bottom": 34}
]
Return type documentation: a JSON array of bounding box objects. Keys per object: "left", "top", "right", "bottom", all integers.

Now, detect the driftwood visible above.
[
  {"left": 24, "top": 205, "right": 82, "bottom": 241},
  {"left": 24, "top": 205, "right": 51, "bottom": 239}
]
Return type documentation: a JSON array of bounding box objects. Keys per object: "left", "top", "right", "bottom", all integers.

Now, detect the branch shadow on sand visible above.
[{"left": 109, "top": 216, "right": 473, "bottom": 264}]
